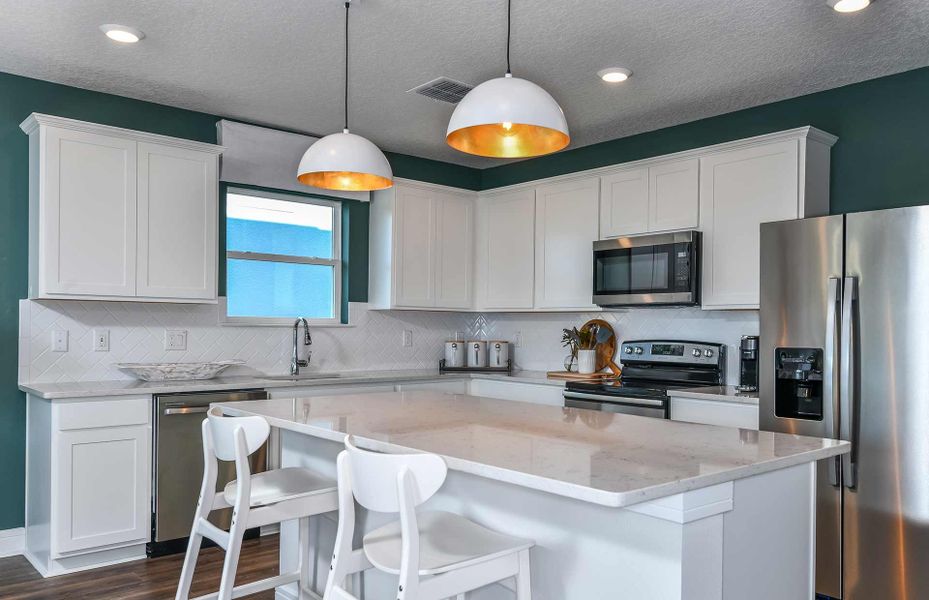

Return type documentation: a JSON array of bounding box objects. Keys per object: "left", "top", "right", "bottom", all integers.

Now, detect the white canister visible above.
[
  {"left": 577, "top": 349, "right": 598, "bottom": 374},
  {"left": 488, "top": 340, "right": 510, "bottom": 368},
  {"left": 467, "top": 340, "right": 487, "bottom": 368},
  {"left": 444, "top": 341, "right": 466, "bottom": 367}
]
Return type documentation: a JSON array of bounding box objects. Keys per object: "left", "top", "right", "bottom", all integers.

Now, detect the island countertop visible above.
[{"left": 217, "top": 390, "right": 848, "bottom": 509}]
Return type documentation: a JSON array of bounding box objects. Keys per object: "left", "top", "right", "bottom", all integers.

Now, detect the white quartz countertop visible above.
[
  {"left": 669, "top": 385, "right": 760, "bottom": 405},
  {"left": 217, "top": 390, "right": 848, "bottom": 508},
  {"left": 19, "top": 369, "right": 563, "bottom": 399}
]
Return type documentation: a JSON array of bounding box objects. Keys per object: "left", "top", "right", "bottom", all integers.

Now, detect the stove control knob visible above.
[
  {"left": 704, "top": 349, "right": 714, "bottom": 358},
  {"left": 633, "top": 346, "right": 644, "bottom": 355},
  {"left": 624, "top": 346, "right": 633, "bottom": 354},
  {"left": 692, "top": 348, "right": 702, "bottom": 357}
]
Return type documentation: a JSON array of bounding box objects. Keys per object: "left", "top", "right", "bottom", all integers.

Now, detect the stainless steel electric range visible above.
[{"left": 563, "top": 340, "right": 726, "bottom": 418}]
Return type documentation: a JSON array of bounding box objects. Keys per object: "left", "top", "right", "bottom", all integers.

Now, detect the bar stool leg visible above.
[
  {"left": 175, "top": 525, "right": 203, "bottom": 600},
  {"left": 515, "top": 549, "right": 532, "bottom": 600},
  {"left": 217, "top": 513, "right": 247, "bottom": 600},
  {"left": 297, "top": 516, "right": 312, "bottom": 599}
]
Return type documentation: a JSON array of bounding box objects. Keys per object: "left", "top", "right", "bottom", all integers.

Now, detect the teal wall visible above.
[
  {"left": 0, "top": 71, "right": 477, "bottom": 530},
  {"left": 480, "top": 66, "right": 929, "bottom": 215}
]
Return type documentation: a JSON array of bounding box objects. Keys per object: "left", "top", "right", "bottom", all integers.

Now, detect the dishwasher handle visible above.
[{"left": 163, "top": 406, "right": 210, "bottom": 416}]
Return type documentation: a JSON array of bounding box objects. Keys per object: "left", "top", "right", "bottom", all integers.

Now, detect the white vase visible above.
[{"left": 577, "top": 349, "right": 597, "bottom": 374}]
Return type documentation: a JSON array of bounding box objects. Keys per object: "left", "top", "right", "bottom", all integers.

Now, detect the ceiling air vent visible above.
[{"left": 407, "top": 77, "right": 473, "bottom": 104}]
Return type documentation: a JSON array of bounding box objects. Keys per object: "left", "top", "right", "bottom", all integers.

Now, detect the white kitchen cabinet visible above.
[
  {"left": 468, "top": 378, "right": 565, "bottom": 407},
  {"left": 54, "top": 425, "right": 151, "bottom": 554},
  {"left": 699, "top": 131, "right": 834, "bottom": 309},
  {"left": 599, "top": 167, "right": 648, "bottom": 237},
  {"left": 669, "top": 396, "right": 759, "bottom": 430},
  {"left": 21, "top": 113, "right": 222, "bottom": 303},
  {"left": 136, "top": 142, "right": 217, "bottom": 300},
  {"left": 26, "top": 394, "right": 152, "bottom": 576},
  {"left": 475, "top": 188, "right": 536, "bottom": 310},
  {"left": 599, "top": 158, "right": 698, "bottom": 238},
  {"left": 534, "top": 177, "right": 600, "bottom": 310},
  {"left": 369, "top": 180, "right": 475, "bottom": 310},
  {"left": 648, "top": 158, "right": 699, "bottom": 232}
]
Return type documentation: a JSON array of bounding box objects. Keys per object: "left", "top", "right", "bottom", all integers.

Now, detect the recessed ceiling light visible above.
[
  {"left": 598, "top": 68, "right": 633, "bottom": 83},
  {"left": 99, "top": 24, "right": 145, "bottom": 43},
  {"left": 827, "top": 0, "right": 871, "bottom": 13}
]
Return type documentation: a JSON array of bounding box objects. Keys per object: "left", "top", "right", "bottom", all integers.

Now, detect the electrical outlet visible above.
[
  {"left": 164, "top": 329, "right": 188, "bottom": 351},
  {"left": 513, "top": 331, "right": 522, "bottom": 348},
  {"left": 93, "top": 329, "right": 109, "bottom": 352},
  {"left": 51, "top": 330, "right": 68, "bottom": 352},
  {"left": 401, "top": 330, "right": 413, "bottom": 347}
]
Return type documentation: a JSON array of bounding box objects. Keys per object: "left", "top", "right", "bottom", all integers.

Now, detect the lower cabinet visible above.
[
  {"left": 669, "top": 396, "right": 759, "bottom": 430},
  {"left": 26, "top": 394, "right": 152, "bottom": 576},
  {"left": 468, "top": 379, "right": 565, "bottom": 407}
]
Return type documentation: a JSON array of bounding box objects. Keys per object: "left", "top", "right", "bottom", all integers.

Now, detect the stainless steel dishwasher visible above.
[{"left": 149, "top": 389, "right": 269, "bottom": 556}]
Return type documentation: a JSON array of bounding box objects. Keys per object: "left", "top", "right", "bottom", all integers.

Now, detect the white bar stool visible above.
[
  {"left": 325, "top": 436, "right": 534, "bottom": 600},
  {"left": 176, "top": 407, "right": 339, "bottom": 600}
]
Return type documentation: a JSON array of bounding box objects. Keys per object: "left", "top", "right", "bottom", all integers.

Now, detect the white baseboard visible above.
[{"left": 0, "top": 527, "right": 25, "bottom": 558}]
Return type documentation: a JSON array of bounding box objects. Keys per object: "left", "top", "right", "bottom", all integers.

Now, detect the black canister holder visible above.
[{"left": 438, "top": 358, "right": 513, "bottom": 375}]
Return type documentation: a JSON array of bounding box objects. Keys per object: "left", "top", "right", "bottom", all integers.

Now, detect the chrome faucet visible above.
[{"left": 291, "top": 318, "right": 312, "bottom": 376}]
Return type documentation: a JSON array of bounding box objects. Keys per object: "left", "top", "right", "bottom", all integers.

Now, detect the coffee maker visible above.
[{"left": 737, "top": 335, "right": 759, "bottom": 392}]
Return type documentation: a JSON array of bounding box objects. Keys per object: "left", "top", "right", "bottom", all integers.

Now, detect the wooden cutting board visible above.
[{"left": 580, "top": 318, "right": 621, "bottom": 376}]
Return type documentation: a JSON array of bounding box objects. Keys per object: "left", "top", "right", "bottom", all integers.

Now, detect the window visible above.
[{"left": 224, "top": 188, "right": 341, "bottom": 325}]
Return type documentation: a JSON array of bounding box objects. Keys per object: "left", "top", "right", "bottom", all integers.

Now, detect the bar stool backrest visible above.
[
  {"left": 207, "top": 406, "right": 271, "bottom": 462},
  {"left": 344, "top": 435, "right": 447, "bottom": 512}
]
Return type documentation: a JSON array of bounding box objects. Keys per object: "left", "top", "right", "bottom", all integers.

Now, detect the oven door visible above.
[
  {"left": 592, "top": 231, "right": 699, "bottom": 306},
  {"left": 563, "top": 391, "right": 669, "bottom": 418}
]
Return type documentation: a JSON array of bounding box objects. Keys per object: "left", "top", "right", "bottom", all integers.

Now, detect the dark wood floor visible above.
[{"left": 0, "top": 535, "right": 279, "bottom": 599}]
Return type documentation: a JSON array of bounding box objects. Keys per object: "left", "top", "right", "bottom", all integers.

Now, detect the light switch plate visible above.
[
  {"left": 93, "top": 329, "right": 109, "bottom": 352},
  {"left": 513, "top": 331, "right": 522, "bottom": 348},
  {"left": 51, "top": 330, "right": 68, "bottom": 352},
  {"left": 165, "top": 330, "right": 188, "bottom": 351},
  {"left": 401, "top": 330, "right": 413, "bottom": 347}
]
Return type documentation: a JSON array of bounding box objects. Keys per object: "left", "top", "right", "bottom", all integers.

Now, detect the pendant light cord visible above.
[
  {"left": 505, "top": 0, "right": 512, "bottom": 75},
  {"left": 344, "top": 0, "right": 350, "bottom": 131}
]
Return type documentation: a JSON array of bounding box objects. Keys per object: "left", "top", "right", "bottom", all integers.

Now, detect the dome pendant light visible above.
[
  {"left": 446, "top": 0, "right": 569, "bottom": 158},
  {"left": 298, "top": 1, "right": 392, "bottom": 192}
]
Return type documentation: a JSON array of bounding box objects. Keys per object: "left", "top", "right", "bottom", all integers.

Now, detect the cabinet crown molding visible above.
[{"left": 20, "top": 113, "right": 225, "bottom": 155}]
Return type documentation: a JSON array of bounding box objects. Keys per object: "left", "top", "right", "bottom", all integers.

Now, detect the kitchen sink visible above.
[{"left": 258, "top": 373, "right": 342, "bottom": 381}]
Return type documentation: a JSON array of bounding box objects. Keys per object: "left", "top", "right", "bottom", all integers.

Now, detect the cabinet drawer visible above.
[
  {"left": 669, "top": 397, "right": 759, "bottom": 430},
  {"left": 57, "top": 396, "right": 150, "bottom": 431}
]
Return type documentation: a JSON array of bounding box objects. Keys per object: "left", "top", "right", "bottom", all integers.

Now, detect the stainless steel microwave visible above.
[{"left": 592, "top": 231, "right": 700, "bottom": 307}]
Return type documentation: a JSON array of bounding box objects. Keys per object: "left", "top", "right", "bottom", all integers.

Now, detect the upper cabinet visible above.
[
  {"left": 534, "top": 178, "right": 600, "bottom": 310},
  {"left": 475, "top": 188, "right": 537, "bottom": 310},
  {"left": 21, "top": 114, "right": 222, "bottom": 303},
  {"left": 600, "top": 158, "right": 698, "bottom": 238},
  {"left": 369, "top": 180, "right": 475, "bottom": 310},
  {"left": 699, "top": 132, "right": 835, "bottom": 309}
]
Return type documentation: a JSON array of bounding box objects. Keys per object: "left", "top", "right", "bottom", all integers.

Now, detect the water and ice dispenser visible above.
[{"left": 774, "top": 347, "right": 824, "bottom": 420}]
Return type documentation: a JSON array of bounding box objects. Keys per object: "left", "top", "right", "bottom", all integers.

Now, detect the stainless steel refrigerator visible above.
[{"left": 760, "top": 205, "right": 929, "bottom": 599}]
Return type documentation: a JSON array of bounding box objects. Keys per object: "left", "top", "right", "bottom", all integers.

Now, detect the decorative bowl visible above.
[{"left": 115, "top": 360, "right": 245, "bottom": 381}]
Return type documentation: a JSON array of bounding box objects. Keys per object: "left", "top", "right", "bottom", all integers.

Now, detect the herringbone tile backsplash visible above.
[{"left": 19, "top": 300, "right": 756, "bottom": 384}]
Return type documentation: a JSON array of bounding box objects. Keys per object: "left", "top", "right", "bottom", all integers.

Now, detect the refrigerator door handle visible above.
[
  {"left": 824, "top": 276, "right": 842, "bottom": 487},
  {"left": 840, "top": 276, "right": 859, "bottom": 490}
]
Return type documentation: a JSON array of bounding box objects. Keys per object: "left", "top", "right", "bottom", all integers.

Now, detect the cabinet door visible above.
[
  {"left": 670, "top": 397, "right": 759, "bottom": 429},
  {"left": 137, "top": 143, "right": 217, "bottom": 300},
  {"left": 42, "top": 127, "right": 137, "bottom": 296},
  {"left": 535, "top": 178, "right": 600, "bottom": 309},
  {"left": 599, "top": 168, "right": 648, "bottom": 238},
  {"left": 434, "top": 191, "right": 474, "bottom": 309},
  {"left": 478, "top": 189, "right": 536, "bottom": 309},
  {"left": 393, "top": 184, "right": 436, "bottom": 307},
  {"left": 648, "top": 158, "right": 699, "bottom": 232},
  {"left": 700, "top": 140, "right": 800, "bottom": 309},
  {"left": 54, "top": 425, "right": 150, "bottom": 555}
]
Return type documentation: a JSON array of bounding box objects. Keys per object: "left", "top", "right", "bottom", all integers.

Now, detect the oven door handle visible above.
[{"left": 562, "top": 391, "right": 665, "bottom": 407}]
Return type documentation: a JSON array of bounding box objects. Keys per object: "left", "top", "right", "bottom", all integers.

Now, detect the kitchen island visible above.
[{"left": 217, "top": 391, "right": 848, "bottom": 600}]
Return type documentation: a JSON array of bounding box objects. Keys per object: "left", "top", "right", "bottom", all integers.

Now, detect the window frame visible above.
[{"left": 222, "top": 186, "right": 342, "bottom": 327}]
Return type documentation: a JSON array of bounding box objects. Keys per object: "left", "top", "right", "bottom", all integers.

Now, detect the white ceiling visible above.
[{"left": 1, "top": 1, "right": 927, "bottom": 168}]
